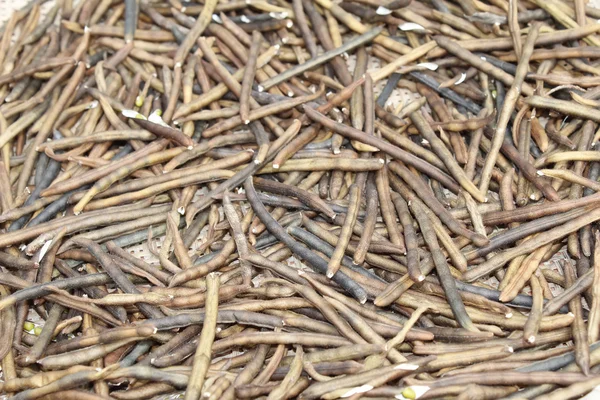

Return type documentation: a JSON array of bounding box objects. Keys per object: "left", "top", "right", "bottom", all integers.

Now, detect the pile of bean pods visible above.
[{"left": 4, "top": 0, "right": 600, "bottom": 398}]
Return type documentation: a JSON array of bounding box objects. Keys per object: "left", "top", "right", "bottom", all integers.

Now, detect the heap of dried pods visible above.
[{"left": 4, "top": 0, "right": 600, "bottom": 398}]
